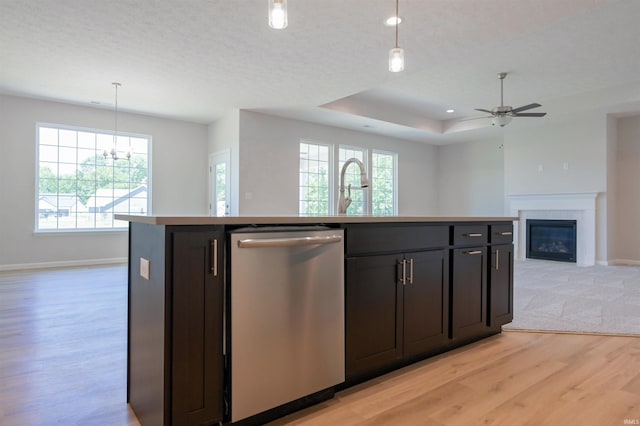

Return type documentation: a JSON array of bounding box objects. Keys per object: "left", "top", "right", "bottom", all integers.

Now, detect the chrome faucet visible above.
[{"left": 338, "top": 158, "right": 369, "bottom": 215}]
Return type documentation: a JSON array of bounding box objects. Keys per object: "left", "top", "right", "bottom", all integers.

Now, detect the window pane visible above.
[
  {"left": 58, "top": 162, "right": 77, "bottom": 177},
  {"left": 372, "top": 152, "right": 396, "bottom": 216},
  {"left": 39, "top": 127, "right": 58, "bottom": 146},
  {"left": 59, "top": 146, "right": 77, "bottom": 163},
  {"left": 299, "top": 141, "right": 330, "bottom": 216},
  {"left": 40, "top": 162, "right": 58, "bottom": 178},
  {"left": 77, "top": 149, "right": 97, "bottom": 165},
  {"left": 77, "top": 212, "right": 96, "bottom": 228},
  {"left": 59, "top": 129, "right": 77, "bottom": 147},
  {"left": 36, "top": 123, "right": 150, "bottom": 231},
  {"left": 39, "top": 178, "right": 58, "bottom": 194},
  {"left": 39, "top": 145, "right": 58, "bottom": 163},
  {"left": 130, "top": 137, "right": 148, "bottom": 154},
  {"left": 77, "top": 131, "right": 96, "bottom": 149},
  {"left": 97, "top": 134, "right": 113, "bottom": 154}
]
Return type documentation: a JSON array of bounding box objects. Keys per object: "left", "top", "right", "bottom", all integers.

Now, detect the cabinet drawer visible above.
[
  {"left": 490, "top": 224, "right": 514, "bottom": 244},
  {"left": 345, "top": 224, "right": 448, "bottom": 255},
  {"left": 453, "top": 225, "right": 488, "bottom": 246}
]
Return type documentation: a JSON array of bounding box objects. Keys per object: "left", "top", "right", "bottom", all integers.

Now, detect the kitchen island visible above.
[{"left": 117, "top": 215, "right": 517, "bottom": 426}]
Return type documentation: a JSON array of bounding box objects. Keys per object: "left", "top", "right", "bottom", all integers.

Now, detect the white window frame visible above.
[
  {"left": 35, "top": 122, "right": 152, "bottom": 232},
  {"left": 299, "top": 139, "right": 334, "bottom": 216},
  {"left": 371, "top": 149, "right": 398, "bottom": 216},
  {"left": 299, "top": 140, "right": 398, "bottom": 216}
]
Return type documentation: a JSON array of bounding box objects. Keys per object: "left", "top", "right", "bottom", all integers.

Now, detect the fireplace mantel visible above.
[{"left": 507, "top": 192, "right": 598, "bottom": 266}]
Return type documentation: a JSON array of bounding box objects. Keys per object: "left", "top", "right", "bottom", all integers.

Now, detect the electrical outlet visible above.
[
  {"left": 563, "top": 162, "right": 569, "bottom": 170},
  {"left": 140, "top": 257, "right": 150, "bottom": 280},
  {"left": 538, "top": 164, "right": 544, "bottom": 172}
]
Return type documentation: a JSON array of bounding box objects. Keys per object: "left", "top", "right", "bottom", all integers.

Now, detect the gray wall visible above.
[
  {"left": 503, "top": 114, "right": 610, "bottom": 262},
  {"left": 436, "top": 138, "right": 505, "bottom": 216},
  {"left": 504, "top": 114, "right": 607, "bottom": 196},
  {"left": 0, "top": 95, "right": 209, "bottom": 270},
  {"left": 616, "top": 115, "right": 640, "bottom": 263},
  {"left": 235, "top": 111, "right": 440, "bottom": 216},
  {"left": 5, "top": 92, "right": 639, "bottom": 268}
]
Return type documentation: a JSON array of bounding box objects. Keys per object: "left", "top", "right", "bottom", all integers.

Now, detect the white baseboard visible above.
[
  {"left": 0, "top": 257, "right": 127, "bottom": 272},
  {"left": 607, "top": 259, "right": 640, "bottom": 266}
]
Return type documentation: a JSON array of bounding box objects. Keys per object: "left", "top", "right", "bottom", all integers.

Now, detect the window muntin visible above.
[
  {"left": 371, "top": 151, "right": 397, "bottom": 216},
  {"left": 299, "top": 141, "right": 331, "bottom": 216},
  {"left": 36, "top": 123, "right": 151, "bottom": 231}
]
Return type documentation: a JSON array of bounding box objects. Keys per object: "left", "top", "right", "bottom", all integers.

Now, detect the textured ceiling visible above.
[{"left": 1, "top": 0, "right": 639, "bottom": 144}]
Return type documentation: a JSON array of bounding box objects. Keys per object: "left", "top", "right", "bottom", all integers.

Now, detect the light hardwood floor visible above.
[
  {"left": 1, "top": 265, "right": 639, "bottom": 425},
  {"left": 273, "top": 331, "right": 640, "bottom": 426},
  {"left": 0, "top": 265, "right": 139, "bottom": 426}
]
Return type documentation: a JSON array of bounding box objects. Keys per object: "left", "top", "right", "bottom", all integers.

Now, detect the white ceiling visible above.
[{"left": 1, "top": 0, "right": 639, "bottom": 144}]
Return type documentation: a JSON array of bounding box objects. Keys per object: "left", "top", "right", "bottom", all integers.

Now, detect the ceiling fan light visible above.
[
  {"left": 268, "top": 0, "right": 288, "bottom": 29},
  {"left": 385, "top": 16, "right": 402, "bottom": 26},
  {"left": 389, "top": 47, "right": 404, "bottom": 72},
  {"left": 492, "top": 115, "right": 513, "bottom": 127}
]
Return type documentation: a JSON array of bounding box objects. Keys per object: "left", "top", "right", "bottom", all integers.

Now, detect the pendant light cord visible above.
[
  {"left": 114, "top": 82, "right": 119, "bottom": 144},
  {"left": 395, "top": 0, "right": 399, "bottom": 48}
]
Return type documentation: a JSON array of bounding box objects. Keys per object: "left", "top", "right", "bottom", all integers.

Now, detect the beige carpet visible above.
[{"left": 503, "top": 259, "right": 640, "bottom": 335}]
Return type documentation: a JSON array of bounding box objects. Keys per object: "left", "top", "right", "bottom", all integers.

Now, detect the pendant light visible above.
[
  {"left": 103, "top": 82, "right": 130, "bottom": 161},
  {"left": 268, "top": 0, "right": 288, "bottom": 29},
  {"left": 389, "top": 0, "right": 404, "bottom": 72}
]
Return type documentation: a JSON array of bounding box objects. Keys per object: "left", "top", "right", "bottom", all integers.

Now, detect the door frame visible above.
[{"left": 209, "top": 150, "right": 231, "bottom": 217}]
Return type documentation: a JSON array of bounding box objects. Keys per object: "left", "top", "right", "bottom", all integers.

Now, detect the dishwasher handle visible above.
[{"left": 237, "top": 235, "right": 343, "bottom": 248}]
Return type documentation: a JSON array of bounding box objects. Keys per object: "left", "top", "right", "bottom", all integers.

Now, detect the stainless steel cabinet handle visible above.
[
  {"left": 237, "top": 235, "right": 342, "bottom": 248},
  {"left": 497, "top": 231, "right": 513, "bottom": 236},
  {"left": 408, "top": 258, "right": 413, "bottom": 284},
  {"left": 496, "top": 249, "right": 500, "bottom": 271},
  {"left": 399, "top": 259, "right": 407, "bottom": 285},
  {"left": 464, "top": 250, "right": 483, "bottom": 255},
  {"left": 211, "top": 239, "right": 218, "bottom": 276},
  {"left": 463, "top": 233, "right": 483, "bottom": 237}
]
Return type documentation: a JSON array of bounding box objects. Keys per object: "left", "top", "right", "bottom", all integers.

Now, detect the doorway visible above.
[{"left": 209, "top": 150, "right": 230, "bottom": 216}]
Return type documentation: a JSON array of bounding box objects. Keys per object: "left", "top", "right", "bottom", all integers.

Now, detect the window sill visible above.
[{"left": 33, "top": 228, "right": 129, "bottom": 236}]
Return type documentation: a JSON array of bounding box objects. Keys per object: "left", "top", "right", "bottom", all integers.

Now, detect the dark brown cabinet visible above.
[
  {"left": 489, "top": 243, "right": 514, "bottom": 327},
  {"left": 171, "top": 231, "right": 224, "bottom": 425},
  {"left": 345, "top": 248, "right": 448, "bottom": 380},
  {"left": 128, "top": 224, "right": 224, "bottom": 426},
  {"left": 450, "top": 247, "right": 487, "bottom": 340},
  {"left": 403, "top": 250, "right": 449, "bottom": 357},
  {"left": 489, "top": 223, "right": 514, "bottom": 328},
  {"left": 345, "top": 253, "right": 403, "bottom": 379}
]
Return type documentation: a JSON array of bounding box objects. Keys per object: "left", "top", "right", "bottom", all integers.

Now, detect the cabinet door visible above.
[
  {"left": 490, "top": 244, "right": 514, "bottom": 327},
  {"left": 451, "top": 247, "right": 487, "bottom": 340},
  {"left": 345, "top": 254, "right": 403, "bottom": 379},
  {"left": 403, "top": 249, "right": 449, "bottom": 358},
  {"left": 172, "top": 231, "right": 224, "bottom": 425}
]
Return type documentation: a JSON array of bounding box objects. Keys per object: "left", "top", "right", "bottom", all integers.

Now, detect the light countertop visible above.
[{"left": 115, "top": 214, "right": 518, "bottom": 226}]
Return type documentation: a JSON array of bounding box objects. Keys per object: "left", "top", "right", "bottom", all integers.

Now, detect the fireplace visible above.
[{"left": 526, "top": 219, "right": 577, "bottom": 263}]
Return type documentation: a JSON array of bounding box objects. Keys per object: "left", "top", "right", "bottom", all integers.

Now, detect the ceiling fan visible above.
[{"left": 470, "top": 72, "right": 547, "bottom": 127}]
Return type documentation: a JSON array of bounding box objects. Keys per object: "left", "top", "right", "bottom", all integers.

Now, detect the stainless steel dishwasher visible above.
[{"left": 230, "top": 227, "right": 345, "bottom": 423}]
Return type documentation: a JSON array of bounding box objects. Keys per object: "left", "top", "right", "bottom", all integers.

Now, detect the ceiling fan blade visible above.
[
  {"left": 510, "top": 103, "right": 542, "bottom": 113},
  {"left": 513, "top": 112, "right": 547, "bottom": 117},
  {"left": 474, "top": 108, "right": 494, "bottom": 114},
  {"left": 459, "top": 115, "right": 492, "bottom": 122}
]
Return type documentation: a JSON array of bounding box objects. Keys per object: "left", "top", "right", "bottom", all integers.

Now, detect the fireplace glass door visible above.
[{"left": 526, "top": 219, "right": 577, "bottom": 262}]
